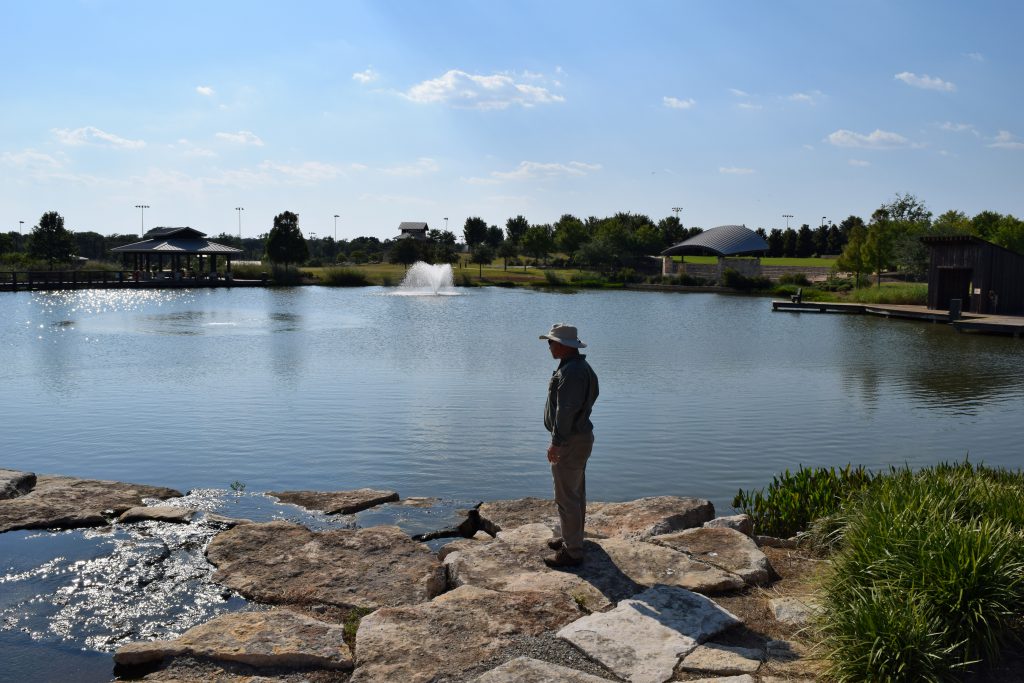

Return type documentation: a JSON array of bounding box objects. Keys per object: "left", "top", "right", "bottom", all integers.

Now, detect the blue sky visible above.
[{"left": 3, "top": 1, "right": 1022, "bottom": 241}]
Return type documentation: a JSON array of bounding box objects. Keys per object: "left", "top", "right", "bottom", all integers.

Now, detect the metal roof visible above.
[
  {"left": 661, "top": 224, "right": 768, "bottom": 256},
  {"left": 398, "top": 222, "right": 428, "bottom": 231},
  {"left": 144, "top": 226, "right": 206, "bottom": 239},
  {"left": 111, "top": 237, "right": 243, "bottom": 255}
]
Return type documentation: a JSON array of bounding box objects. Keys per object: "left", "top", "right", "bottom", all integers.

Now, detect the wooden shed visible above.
[{"left": 922, "top": 235, "right": 1024, "bottom": 315}]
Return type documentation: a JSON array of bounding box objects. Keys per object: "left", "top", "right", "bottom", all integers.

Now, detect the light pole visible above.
[
  {"left": 235, "top": 207, "right": 244, "bottom": 239},
  {"left": 19, "top": 220, "right": 24, "bottom": 235},
  {"left": 671, "top": 207, "right": 683, "bottom": 221},
  {"left": 821, "top": 216, "right": 827, "bottom": 229},
  {"left": 135, "top": 204, "right": 149, "bottom": 237},
  {"left": 444, "top": 216, "right": 448, "bottom": 232},
  {"left": 334, "top": 214, "right": 339, "bottom": 241},
  {"left": 783, "top": 214, "right": 793, "bottom": 229}
]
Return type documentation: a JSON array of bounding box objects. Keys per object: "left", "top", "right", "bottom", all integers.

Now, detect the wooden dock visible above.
[
  {"left": 0, "top": 270, "right": 266, "bottom": 292},
  {"left": 772, "top": 300, "right": 1024, "bottom": 337}
]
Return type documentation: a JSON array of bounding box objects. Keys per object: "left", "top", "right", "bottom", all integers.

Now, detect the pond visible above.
[{"left": 2, "top": 285, "right": 1023, "bottom": 679}]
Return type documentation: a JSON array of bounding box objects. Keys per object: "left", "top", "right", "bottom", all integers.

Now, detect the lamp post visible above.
[
  {"left": 821, "top": 216, "right": 827, "bottom": 229},
  {"left": 19, "top": 220, "right": 24, "bottom": 235},
  {"left": 671, "top": 207, "right": 683, "bottom": 221},
  {"left": 444, "top": 217, "right": 448, "bottom": 232},
  {"left": 783, "top": 214, "right": 793, "bottom": 229},
  {"left": 334, "top": 214, "right": 339, "bottom": 241},
  {"left": 235, "top": 207, "right": 244, "bottom": 240},
  {"left": 135, "top": 204, "right": 149, "bottom": 237}
]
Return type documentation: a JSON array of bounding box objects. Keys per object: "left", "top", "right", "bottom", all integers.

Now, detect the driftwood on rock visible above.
[
  {"left": 266, "top": 488, "right": 399, "bottom": 515},
  {"left": 205, "top": 521, "right": 445, "bottom": 609},
  {"left": 0, "top": 474, "right": 182, "bottom": 533},
  {"left": 412, "top": 501, "right": 499, "bottom": 541}
]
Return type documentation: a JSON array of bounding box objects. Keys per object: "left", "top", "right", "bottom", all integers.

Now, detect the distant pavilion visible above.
[
  {"left": 111, "top": 227, "right": 243, "bottom": 277},
  {"left": 660, "top": 224, "right": 769, "bottom": 278}
]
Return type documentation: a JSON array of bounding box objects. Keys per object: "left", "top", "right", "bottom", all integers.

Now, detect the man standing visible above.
[{"left": 540, "top": 323, "right": 599, "bottom": 568}]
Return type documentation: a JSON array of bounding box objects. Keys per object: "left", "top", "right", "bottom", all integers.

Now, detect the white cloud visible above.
[
  {"left": 260, "top": 160, "right": 343, "bottom": 182},
  {"left": 379, "top": 157, "right": 440, "bottom": 176},
  {"left": 196, "top": 85, "right": 215, "bottom": 96},
  {"left": 729, "top": 88, "right": 749, "bottom": 97},
  {"left": 2, "top": 148, "right": 63, "bottom": 169},
  {"left": 216, "top": 131, "right": 264, "bottom": 146},
  {"left": 738, "top": 102, "right": 762, "bottom": 110},
  {"left": 848, "top": 159, "right": 871, "bottom": 167},
  {"left": 52, "top": 126, "right": 145, "bottom": 149},
  {"left": 989, "top": 130, "right": 1024, "bottom": 150},
  {"left": 467, "top": 160, "right": 601, "bottom": 184},
  {"left": 826, "top": 128, "right": 912, "bottom": 149},
  {"left": 788, "top": 90, "right": 824, "bottom": 104},
  {"left": 938, "top": 121, "right": 979, "bottom": 136},
  {"left": 719, "top": 166, "right": 755, "bottom": 174},
  {"left": 175, "top": 139, "right": 216, "bottom": 158},
  {"left": 403, "top": 69, "right": 564, "bottom": 110},
  {"left": 353, "top": 68, "right": 378, "bottom": 84},
  {"left": 663, "top": 96, "right": 695, "bottom": 109},
  {"left": 894, "top": 71, "right": 956, "bottom": 92},
  {"left": 964, "top": 52, "right": 985, "bottom": 62}
]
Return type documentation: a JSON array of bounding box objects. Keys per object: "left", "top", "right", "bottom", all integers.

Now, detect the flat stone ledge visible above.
[
  {"left": 119, "top": 505, "right": 196, "bottom": 524},
  {"left": 113, "top": 608, "right": 352, "bottom": 671},
  {"left": 206, "top": 521, "right": 444, "bottom": 609},
  {"left": 266, "top": 488, "right": 399, "bottom": 514},
  {"left": 651, "top": 527, "right": 774, "bottom": 586},
  {"left": 0, "top": 475, "right": 182, "bottom": 533},
  {"left": 473, "top": 655, "right": 614, "bottom": 682},
  {"left": 677, "top": 643, "right": 764, "bottom": 676}
]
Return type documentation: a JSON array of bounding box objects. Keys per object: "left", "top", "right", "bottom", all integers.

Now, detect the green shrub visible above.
[
  {"left": 270, "top": 265, "right": 303, "bottom": 285},
  {"left": 721, "top": 268, "right": 772, "bottom": 291},
  {"left": 778, "top": 272, "right": 811, "bottom": 286},
  {"left": 544, "top": 270, "right": 566, "bottom": 286},
  {"left": 819, "top": 462, "right": 1024, "bottom": 681},
  {"left": 321, "top": 267, "right": 370, "bottom": 287},
  {"left": 231, "top": 263, "right": 268, "bottom": 279},
  {"left": 732, "top": 464, "right": 878, "bottom": 538},
  {"left": 848, "top": 283, "right": 927, "bottom": 305}
]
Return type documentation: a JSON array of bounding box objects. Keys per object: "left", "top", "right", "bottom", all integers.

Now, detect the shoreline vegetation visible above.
[{"left": 733, "top": 459, "right": 1024, "bottom": 681}]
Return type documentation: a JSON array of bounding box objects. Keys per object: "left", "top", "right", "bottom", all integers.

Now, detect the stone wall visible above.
[{"left": 664, "top": 257, "right": 833, "bottom": 283}]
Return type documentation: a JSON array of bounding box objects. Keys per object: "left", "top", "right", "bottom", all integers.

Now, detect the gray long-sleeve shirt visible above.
[{"left": 544, "top": 354, "right": 599, "bottom": 446}]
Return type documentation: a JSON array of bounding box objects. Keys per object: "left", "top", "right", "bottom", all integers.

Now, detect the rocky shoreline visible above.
[{"left": 0, "top": 468, "right": 821, "bottom": 682}]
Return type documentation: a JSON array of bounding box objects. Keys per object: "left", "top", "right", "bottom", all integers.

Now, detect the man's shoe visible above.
[
  {"left": 546, "top": 536, "right": 564, "bottom": 551},
  {"left": 543, "top": 547, "right": 583, "bottom": 568}
]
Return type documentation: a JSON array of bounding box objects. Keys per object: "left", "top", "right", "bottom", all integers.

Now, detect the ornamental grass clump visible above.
[
  {"left": 818, "top": 462, "right": 1024, "bottom": 682},
  {"left": 321, "top": 266, "right": 370, "bottom": 287}
]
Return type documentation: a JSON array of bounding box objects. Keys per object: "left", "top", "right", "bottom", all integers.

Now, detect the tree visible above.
[
  {"left": 990, "top": 214, "right": 1024, "bottom": 255},
  {"left": 463, "top": 217, "right": 488, "bottom": 251},
  {"left": 781, "top": 228, "right": 797, "bottom": 257},
  {"left": 796, "top": 224, "right": 814, "bottom": 258},
  {"left": 389, "top": 237, "right": 421, "bottom": 267},
  {"left": 835, "top": 221, "right": 868, "bottom": 286},
  {"left": 657, "top": 215, "right": 686, "bottom": 248},
  {"left": 497, "top": 240, "right": 518, "bottom": 270},
  {"left": 520, "top": 224, "right": 554, "bottom": 263},
  {"left": 428, "top": 229, "right": 458, "bottom": 263},
  {"left": 484, "top": 225, "right": 504, "bottom": 249},
  {"left": 264, "top": 211, "right": 308, "bottom": 269},
  {"left": 577, "top": 238, "right": 616, "bottom": 273},
  {"left": 767, "top": 229, "right": 784, "bottom": 257},
  {"left": 932, "top": 210, "right": 972, "bottom": 236},
  {"left": 877, "top": 193, "right": 932, "bottom": 280},
  {"left": 470, "top": 244, "right": 495, "bottom": 277},
  {"left": 29, "top": 211, "right": 75, "bottom": 268},
  {"left": 553, "top": 214, "right": 589, "bottom": 260},
  {"left": 864, "top": 209, "right": 897, "bottom": 287},
  {"left": 505, "top": 215, "right": 529, "bottom": 245}
]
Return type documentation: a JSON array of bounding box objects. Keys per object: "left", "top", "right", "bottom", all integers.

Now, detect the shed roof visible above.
[
  {"left": 661, "top": 224, "right": 768, "bottom": 256},
  {"left": 921, "top": 234, "right": 1024, "bottom": 258},
  {"left": 399, "top": 222, "right": 428, "bottom": 231},
  {"left": 111, "top": 227, "right": 242, "bottom": 256}
]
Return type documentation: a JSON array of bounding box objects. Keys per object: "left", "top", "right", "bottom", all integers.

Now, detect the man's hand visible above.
[{"left": 547, "top": 444, "right": 562, "bottom": 464}]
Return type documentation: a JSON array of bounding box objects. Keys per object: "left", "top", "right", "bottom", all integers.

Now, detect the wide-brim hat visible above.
[{"left": 539, "top": 323, "right": 586, "bottom": 348}]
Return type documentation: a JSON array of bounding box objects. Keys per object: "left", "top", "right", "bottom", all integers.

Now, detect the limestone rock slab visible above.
[
  {"left": 0, "top": 475, "right": 182, "bottom": 533},
  {"left": 443, "top": 523, "right": 639, "bottom": 612},
  {"left": 652, "top": 527, "right": 774, "bottom": 586},
  {"left": 595, "top": 537, "right": 745, "bottom": 595},
  {"left": 206, "top": 521, "right": 444, "bottom": 609},
  {"left": 769, "top": 596, "right": 820, "bottom": 627},
  {"left": 474, "top": 656, "right": 613, "bottom": 682},
  {"left": 478, "top": 496, "right": 715, "bottom": 541},
  {"left": 678, "top": 643, "right": 764, "bottom": 675},
  {"left": 557, "top": 584, "right": 740, "bottom": 683},
  {"left": 0, "top": 468, "right": 36, "bottom": 500},
  {"left": 267, "top": 488, "right": 399, "bottom": 514},
  {"left": 119, "top": 505, "right": 196, "bottom": 524},
  {"left": 114, "top": 608, "right": 351, "bottom": 670},
  {"left": 703, "top": 514, "right": 753, "bottom": 537},
  {"left": 352, "top": 585, "right": 580, "bottom": 683}
]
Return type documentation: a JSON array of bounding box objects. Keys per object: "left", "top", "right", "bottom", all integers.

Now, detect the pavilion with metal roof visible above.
[
  {"left": 661, "top": 224, "right": 769, "bottom": 257},
  {"left": 111, "top": 227, "right": 243, "bottom": 279}
]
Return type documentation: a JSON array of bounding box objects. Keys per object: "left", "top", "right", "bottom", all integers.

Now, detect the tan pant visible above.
[{"left": 551, "top": 432, "right": 595, "bottom": 558}]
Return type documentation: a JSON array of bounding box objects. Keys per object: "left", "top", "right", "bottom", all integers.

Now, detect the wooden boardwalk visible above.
[{"left": 772, "top": 300, "right": 1024, "bottom": 337}]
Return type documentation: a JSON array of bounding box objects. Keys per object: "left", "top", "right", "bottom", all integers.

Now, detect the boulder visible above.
[
  {"left": 118, "top": 505, "right": 196, "bottom": 524},
  {"left": 0, "top": 468, "right": 36, "bottom": 500},
  {"left": 677, "top": 643, "right": 764, "bottom": 675},
  {"left": 477, "top": 496, "right": 715, "bottom": 541},
  {"left": 769, "top": 596, "right": 820, "bottom": 628},
  {"left": 703, "top": 514, "right": 754, "bottom": 537},
  {"left": 443, "top": 523, "right": 638, "bottom": 612},
  {"left": 266, "top": 488, "right": 399, "bottom": 515},
  {"left": 651, "top": 527, "right": 774, "bottom": 586},
  {"left": 474, "top": 656, "right": 613, "bottom": 682},
  {"left": 595, "top": 537, "right": 745, "bottom": 595},
  {"left": 557, "top": 584, "right": 740, "bottom": 683},
  {"left": 0, "top": 475, "right": 182, "bottom": 533},
  {"left": 352, "top": 585, "right": 580, "bottom": 683},
  {"left": 206, "top": 521, "right": 444, "bottom": 609},
  {"left": 113, "top": 608, "right": 351, "bottom": 670}
]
